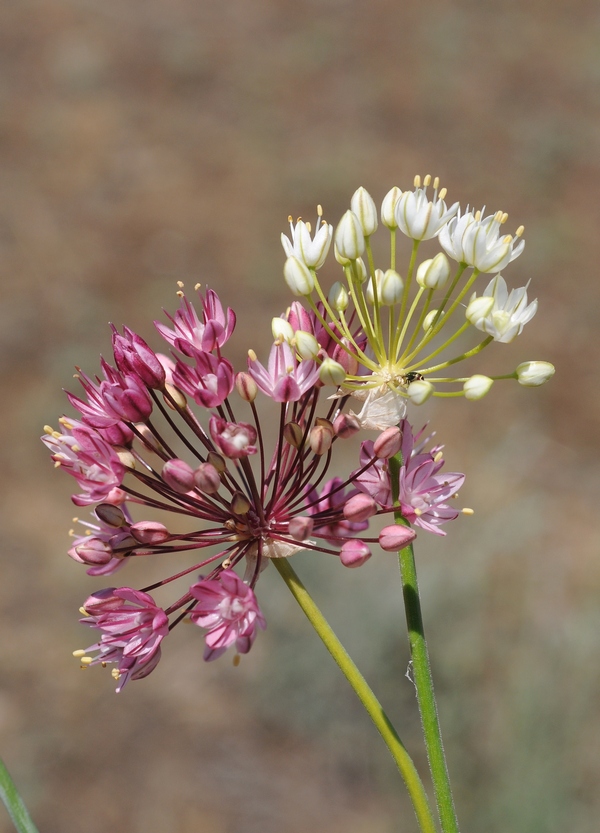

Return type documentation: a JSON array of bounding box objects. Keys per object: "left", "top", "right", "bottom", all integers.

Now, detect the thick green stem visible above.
[
  {"left": 0, "top": 758, "right": 39, "bottom": 833},
  {"left": 389, "top": 456, "right": 460, "bottom": 833},
  {"left": 273, "top": 558, "right": 438, "bottom": 833}
]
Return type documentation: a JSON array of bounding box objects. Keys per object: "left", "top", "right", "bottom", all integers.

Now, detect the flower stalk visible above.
[
  {"left": 389, "top": 455, "right": 460, "bottom": 833},
  {"left": 0, "top": 757, "right": 39, "bottom": 833},
  {"left": 273, "top": 558, "right": 438, "bottom": 833}
]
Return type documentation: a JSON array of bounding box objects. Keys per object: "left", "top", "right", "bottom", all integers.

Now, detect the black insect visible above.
[{"left": 400, "top": 372, "right": 424, "bottom": 385}]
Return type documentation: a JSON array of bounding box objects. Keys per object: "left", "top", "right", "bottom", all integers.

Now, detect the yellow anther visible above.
[
  {"left": 221, "top": 557, "right": 232, "bottom": 569},
  {"left": 68, "top": 529, "right": 74, "bottom": 537},
  {"left": 305, "top": 221, "right": 312, "bottom": 233},
  {"left": 424, "top": 174, "right": 431, "bottom": 187},
  {"left": 43, "top": 425, "right": 54, "bottom": 434},
  {"left": 317, "top": 204, "right": 323, "bottom": 217},
  {"left": 79, "top": 607, "right": 89, "bottom": 616},
  {"left": 233, "top": 654, "right": 241, "bottom": 667},
  {"left": 194, "top": 282, "right": 201, "bottom": 290},
  {"left": 177, "top": 280, "right": 184, "bottom": 288},
  {"left": 433, "top": 450, "right": 443, "bottom": 463},
  {"left": 288, "top": 215, "right": 293, "bottom": 223},
  {"left": 462, "top": 507, "right": 475, "bottom": 515},
  {"left": 79, "top": 656, "right": 93, "bottom": 666},
  {"left": 72, "top": 649, "right": 86, "bottom": 657},
  {"left": 414, "top": 175, "right": 421, "bottom": 188},
  {"left": 439, "top": 187, "right": 447, "bottom": 200},
  {"left": 500, "top": 212, "right": 508, "bottom": 224},
  {"left": 414, "top": 508, "right": 423, "bottom": 516},
  {"left": 515, "top": 225, "right": 524, "bottom": 237},
  {"left": 111, "top": 668, "right": 121, "bottom": 680},
  {"left": 248, "top": 349, "right": 257, "bottom": 361},
  {"left": 176, "top": 290, "right": 184, "bottom": 298},
  {"left": 503, "top": 235, "right": 513, "bottom": 244},
  {"left": 475, "top": 210, "right": 481, "bottom": 221},
  {"left": 433, "top": 176, "right": 440, "bottom": 190}
]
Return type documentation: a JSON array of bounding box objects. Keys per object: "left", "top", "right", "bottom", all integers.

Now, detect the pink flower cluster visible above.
[{"left": 44, "top": 285, "right": 465, "bottom": 691}]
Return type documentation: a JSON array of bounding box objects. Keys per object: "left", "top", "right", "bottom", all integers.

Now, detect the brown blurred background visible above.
[{"left": 1, "top": 0, "right": 599, "bottom": 831}]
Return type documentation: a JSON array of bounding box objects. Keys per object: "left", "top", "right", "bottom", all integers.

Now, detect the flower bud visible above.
[
  {"left": 209, "top": 416, "right": 257, "bottom": 459},
  {"left": 423, "top": 310, "right": 441, "bottom": 331},
  {"left": 164, "top": 383, "right": 187, "bottom": 410},
  {"left": 381, "top": 186, "right": 402, "bottom": 229},
  {"left": 466, "top": 295, "right": 495, "bottom": 325},
  {"left": 230, "top": 491, "right": 251, "bottom": 515},
  {"left": 366, "top": 270, "right": 383, "bottom": 304},
  {"left": 334, "top": 244, "right": 351, "bottom": 266},
  {"left": 207, "top": 451, "right": 226, "bottom": 473},
  {"left": 378, "top": 524, "right": 417, "bottom": 552},
  {"left": 331, "top": 340, "right": 359, "bottom": 377},
  {"left": 373, "top": 426, "right": 403, "bottom": 458},
  {"left": 354, "top": 257, "right": 367, "bottom": 283},
  {"left": 309, "top": 420, "right": 334, "bottom": 455},
  {"left": 112, "top": 326, "right": 166, "bottom": 390},
  {"left": 350, "top": 187, "right": 378, "bottom": 236},
  {"left": 72, "top": 537, "right": 113, "bottom": 566},
  {"left": 343, "top": 493, "right": 378, "bottom": 523},
  {"left": 294, "top": 331, "right": 319, "bottom": 360},
  {"left": 235, "top": 372, "right": 258, "bottom": 402},
  {"left": 283, "top": 422, "right": 304, "bottom": 448},
  {"left": 340, "top": 539, "right": 371, "bottom": 568},
  {"left": 334, "top": 210, "right": 365, "bottom": 260},
  {"left": 95, "top": 503, "right": 126, "bottom": 527},
  {"left": 515, "top": 361, "right": 555, "bottom": 386},
  {"left": 319, "top": 358, "right": 346, "bottom": 386},
  {"left": 135, "top": 423, "right": 166, "bottom": 455},
  {"left": 463, "top": 375, "right": 494, "bottom": 400},
  {"left": 272, "top": 317, "right": 294, "bottom": 342},
  {"left": 288, "top": 516, "right": 314, "bottom": 541},
  {"left": 162, "top": 458, "right": 195, "bottom": 493},
  {"left": 194, "top": 462, "right": 221, "bottom": 494},
  {"left": 328, "top": 281, "right": 349, "bottom": 311},
  {"left": 416, "top": 253, "right": 450, "bottom": 289},
  {"left": 283, "top": 256, "right": 315, "bottom": 296},
  {"left": 407, "top": 379, "right": 434, "bottom": 405},
  {"left": 130, "top": 521, "right": 170, "bottom": 545},
  {"left": 333, "top": 412, "right": 361, "bottom": 438},
  {"left": 380, "top": 269, "right": 404, "bottom": 305}
]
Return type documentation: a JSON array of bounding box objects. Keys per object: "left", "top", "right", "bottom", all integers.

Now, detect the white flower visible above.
[
  {"left": 283, "top": 256, "right": 315, "bottom": 297},
  {"left": 466, "top": 275, "right": 537, "bottom": 343},
  {"left": 515, "top": 361, "right": 555, "bottom": 386},
  {"left": 416, "top": 252, "right": 451, "bottom": 289},
  {"left": 281, "top": 215, "right": 333, "bottom": 270},
  {"left": 395, "top": 176, "right": 459, "bottom": 241},
  {"left": 349, "top": 386, "right": 407, "bottom": 430},
  {"left": 350, "top": 187, "right": 378, "bottom": 236},
  {"left": 406, "top": 379, "right": 434, "bottom": 405},
  {"left": 439, "top": 208, "right": 525, "bottom": 272}
]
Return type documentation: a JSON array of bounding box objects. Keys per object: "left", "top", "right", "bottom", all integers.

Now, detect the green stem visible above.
[
  {"left": 273, "top": 558, "right": 438, "bottom": 833},
  {"left": 389, "top": 456, "right": 460, "bottom": 833},
  {"left": 0, "top": 758, "right": 39, "bottom": 833}
]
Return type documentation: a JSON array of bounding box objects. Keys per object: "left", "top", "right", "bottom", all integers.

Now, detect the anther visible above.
[
  {"left": 516, "top": 225, "right": 524, "bottom": 237},
  {"left": 433, "top": 450, "right": 443, "bottom": 463},
  {"left": 414, "top": 175, "right": 421, "bottom": 188},
  {"left": 462, "top": 507, "right": 475, "bottom": 515},
  {"left": 439, "top": 187, "right": 447, "bottom": 200},
  {"left": 233, "top": 654, "right": 241, "bottom": 667},
  {"left": 424, "top": 174, "right": 431, "bottom": 186},
  {"left": 317, "top": 204, "right": 323, "bottom": 217},
  {"left": 177, "top": 280, "right": 184, "bottom": 288},
  {"left": 194, "top": 283, "right": 201, "bottom": 290},
  {"left": 79, "top": 656, "right": 93, "bottom": 666},
  {"left": 433, "top": 176, "right": 440, "bottom": 190},
  {"left": 72, "top": 649, "right": 86, "bottom": 657},
  {"left": 248, "top": 348, "right": 257, "bottom": 361},
  {"left": 79, "top": 607, "right": 89, "bottom": 616}
]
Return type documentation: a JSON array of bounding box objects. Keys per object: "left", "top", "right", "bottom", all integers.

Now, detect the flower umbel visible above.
[
  {"left": 44, "top": 284, "right": 461, "bottom": 690},
  {"left": 280, "top": 175, "right": 554, "bottom": 423}
]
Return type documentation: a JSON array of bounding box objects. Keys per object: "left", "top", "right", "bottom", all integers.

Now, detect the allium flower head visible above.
[
  {"left": 280, "top": 177, "right": 553, "bottom": 415},
  {"left": 46, "top": 284, "right": 452, "bottom": 690}
]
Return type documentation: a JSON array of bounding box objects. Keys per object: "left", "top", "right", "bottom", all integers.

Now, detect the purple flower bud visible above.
[
  {"left": 309, "top": 421, "right": 334, "bottom": 455},
  {"left": 112, "top": 326, "right": 166, "bottom": 389},
  {"left": 378, "top": 524, "right": 416, "bottom": 552},
  {"left": 235, "top": 372, "right": 258, "bottom": 402},
  {"left": 230, "top": 492, "right": 251, "bottom": 515},
  {"left": 130, "top": 521, "right": 170, "bottom": 545},
  {"left": 71, "top": 537, "right": 114, "bottom": 566},
  {"left": 288, "top": 516, "right": 314, "bottom": 541},
  {"left": 333, "top": 413, "right": 360, "bottom": 439},
  {"left": 343, "top": 493, "right": 378, "bottom": 523},
  {"left": 340, "top": 539, "right": 371, "bottom": 568},
  {"left": 194, "top": 462, "right": 221, "bottom": 494},
  {"left": 95, "top": 503, "right": 126, "bottom": 527},
  {"left": 101, "top": 373, "right": 153, "bottom": 423},
  {"left": 373, "top": 426, "right": 403, "bottom": 459},
  {"left": 162, "top": 459, "right": 195, "bottom": 493}
]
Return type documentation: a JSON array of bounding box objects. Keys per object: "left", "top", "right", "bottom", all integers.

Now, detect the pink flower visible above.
[
  {"left": 305, "top": 478, "right": 368, "bottom": 540},
  {"left": 172, "top": 349, "right": 235, "bottom": 408},
  {"left": 248, "top": 340, "right": 320, "bottom": 402},
  {"left": 155, "top": 287, "right": 236, "bottom": 353},
  {"left": 111, "top": 325, "right": 166, "bottom": 389},
  {"left": 42, "top": 419, "right": 125, "bottom": 506},
  {"left": 209, "top": 417, "right": 257, "bottom": 459},
  {"left": 80, "top": 587, "right": 169, "bottom": 692},
  {"left": 190, "top": 570, "right": 266, "bottom": 661}
]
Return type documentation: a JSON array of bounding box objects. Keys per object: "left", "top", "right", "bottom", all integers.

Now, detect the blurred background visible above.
[{"left": 1, "top": 0, "right": 599, "bottom": 831}]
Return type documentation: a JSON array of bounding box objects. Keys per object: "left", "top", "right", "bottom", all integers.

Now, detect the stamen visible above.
[
  {"left": 79, "top": 656, "right": 93, "bottom": 666},
  {"left": 462, "top": 507, "right": 474, "bottom": 515},
  {"left": 424, "top": 174, "right": 432, "bottom": 187},
  {"left": 72, "top": 649, "right": 86, "bottom": 657},
  {"left": 233, "top": 654, "right": 241, "bottom": 667},
  {"left": 414, "top": 175, "right": 421, "bottom": 188}
]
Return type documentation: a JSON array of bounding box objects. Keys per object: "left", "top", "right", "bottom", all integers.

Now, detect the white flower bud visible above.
[
  {"left": 463, "top": 375, "right": 494, "bottom": 400},
  {"left": 354, "top": 257, "right": 367, "bottom": 283},
  {"left": 515, "top": 361, "right": 555, "bottom": 386},
  {"left": 350, "top": 187, "right": 378, "bottom": 236},
  {"left": 334, "top": 244, "right": 351, "bottom": 265},
  {"left": 407, "top": 379, "right": 434, "bottom": 405},
  {"left": 319, "top": 358, "right": 346, "bottom": 386},
  {"left": 334, "top": 210, "right": 365, "bottom": 260},
  {"left": 328, "top": 281, "right": 349, "bottom": 311},
  {"left": 423, "top": 310, "right": 442, "bottom": 331},
  {"left": 465, "top": 295, "right": 495, "bottom": 325},
  {"left": 380, "top": 269, "right": 404, "bottom": 305},
  {"left": 416, "top": 253, "right": 451, "bottom": 289},
  {"left": 294, "top": 330, "right": 319, "bottom": 360},
  {"left": 272, "top": 317, "right": 294, "bottom": 342},
  {"left": 381, "top": 186, "right": 402, "bottom": 229},
  {"left": 283, "top": 256, "right": 315, "bottom": 296},
  {"left": 366, "top": 270, "right": 384, "bottom": 304}
]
